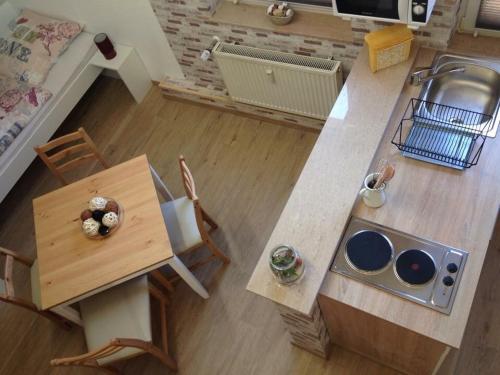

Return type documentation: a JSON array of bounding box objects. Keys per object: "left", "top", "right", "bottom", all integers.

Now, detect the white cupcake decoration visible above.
[
  {"left": 89, "top": 196, "right": 107, "bottom": 211},
  {"left": 102, "top": 212, "right": 119, "bottom": 228},
  {"left": 81, "top": 197, "right": 122, "bottom": 239},
  {"left": 82, "top": 218, "right": 100, "bottom": 236}
]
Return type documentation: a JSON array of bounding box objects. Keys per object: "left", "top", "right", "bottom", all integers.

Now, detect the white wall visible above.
[{"left": 8, "top": 0, "right": 184, "bottom": 81}]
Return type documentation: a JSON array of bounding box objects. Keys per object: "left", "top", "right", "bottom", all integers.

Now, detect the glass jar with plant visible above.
[{"left": 269, "top": 244, "right": 305, "bottom": 285}]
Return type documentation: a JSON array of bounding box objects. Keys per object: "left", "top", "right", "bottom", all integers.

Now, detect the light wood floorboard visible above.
[{"left": 0, "top": 77, "right": 498, "bottom": 375}]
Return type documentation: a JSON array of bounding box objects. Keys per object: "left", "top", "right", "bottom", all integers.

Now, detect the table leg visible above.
[
  {"left": 167, "top": 255, "right": 209, "bottom": 299},
  {"left": 51, "top": 305, "right": 83, "bottom": 326},
  {"left": 150, "top": 165, "right": 174, "bottom": 201}
]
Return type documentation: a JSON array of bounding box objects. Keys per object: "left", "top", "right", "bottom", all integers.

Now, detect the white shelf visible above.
[
  {"left": 90, "top": 43, "right": 152, "bottom": 103},
  {"left": 90, "top": 44, "right": 133, "bottom": 70}
]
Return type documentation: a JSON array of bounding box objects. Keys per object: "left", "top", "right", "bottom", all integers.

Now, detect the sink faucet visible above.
[{"left": 409, "top": 66, "right": 466, "bottom": 86}]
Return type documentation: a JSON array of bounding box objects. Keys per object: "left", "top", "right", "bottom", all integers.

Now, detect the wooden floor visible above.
[{"left": 0, "top": 77, "right": 498, "bottom": 375}]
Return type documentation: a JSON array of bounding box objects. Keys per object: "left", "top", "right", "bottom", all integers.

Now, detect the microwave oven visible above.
[{"left": 332, "top": 0, "right": 436, "bottom": 28}]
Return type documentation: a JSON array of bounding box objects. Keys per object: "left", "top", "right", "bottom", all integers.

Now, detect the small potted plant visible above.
[{"left": 267, "top": 2, "right": 294, "bottom": 25}]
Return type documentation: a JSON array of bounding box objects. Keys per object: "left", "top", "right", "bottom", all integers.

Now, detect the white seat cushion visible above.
[
  {"left": 80, "top": 276, "right": 152, "bottom": 365},
  {"left": 160, "top": 197, "right": 203, "bottom": 254},
  {"left": 0, "top": 278, "right": 5, "bottom": 295},
  {"left": 30, "top": 260, "right": 42, "bottom": 309}
]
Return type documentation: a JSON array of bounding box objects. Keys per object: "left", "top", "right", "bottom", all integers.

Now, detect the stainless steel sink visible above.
[
  {"left": 399, "top": 53, "right": 500, "bottom": 170},
  {"left": 418, "top": 53, "right": 500, "bottom": 138}
]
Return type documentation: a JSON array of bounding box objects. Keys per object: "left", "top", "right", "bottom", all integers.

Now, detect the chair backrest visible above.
[
  {"left": 0, "top": 247, "right": 38, "bottom": 312},
  {"left": 178, "top": 156, "right": 213, "bottom": 242},
  {"left": 51, "top": 337, "right": 177, "bottom": 371},
  {"left": 178, "top": 155, "right": 198, "bottom": 201},
  {"left": 34, "top": 127, "right": 109, "bottom": 185},
  {"left": 51, "top": 338, "right": 135, "bottom": 368}
]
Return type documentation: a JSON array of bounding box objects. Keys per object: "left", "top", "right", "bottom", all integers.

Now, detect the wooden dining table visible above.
[{"left": 33, "top": 154, "right": 209, "bottom": 324}]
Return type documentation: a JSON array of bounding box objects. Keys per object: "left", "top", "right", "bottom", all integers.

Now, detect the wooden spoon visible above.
[
  {"left": 373, "top": 164, "right": 395, "bottom": 189},
  {"left": 376, "top": 159, "right": 388, "bottom": 176}
]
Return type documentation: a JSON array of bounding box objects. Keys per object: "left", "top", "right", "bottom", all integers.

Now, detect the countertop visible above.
[
  {"left": 320, "top": 48, "right": 500, "bottom": 349},
  {"left": 246, "top": 45, "right": 419, "bottom": 315}
]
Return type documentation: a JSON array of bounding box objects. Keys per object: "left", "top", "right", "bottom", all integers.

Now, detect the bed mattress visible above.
[{"left": 0, "top": 31, "right": 96, "bottom": 168}]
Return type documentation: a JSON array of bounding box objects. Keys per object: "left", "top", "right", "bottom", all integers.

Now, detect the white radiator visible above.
[{"left": 213, "top": 43, "right": 343, "bottom": 120}]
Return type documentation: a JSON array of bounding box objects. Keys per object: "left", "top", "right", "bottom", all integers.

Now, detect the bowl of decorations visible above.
[
  {"left": 266, "top": 2, "right": 294, "bottom": 25},
  {"left": 80, "top": 196, "right": 123, "bottom": 239}
]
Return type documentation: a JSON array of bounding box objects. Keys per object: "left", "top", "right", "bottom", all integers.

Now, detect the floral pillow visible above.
[
  {"left": 0, "top": 74, "right": 52, "bottom": 156},
  {"left": 0, "top": 9, "right": 83, "bottom": 85}
]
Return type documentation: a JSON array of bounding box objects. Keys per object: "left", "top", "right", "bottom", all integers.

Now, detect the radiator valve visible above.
[{"left": 201, "top": 36, "right": 221, "bottom": 61}]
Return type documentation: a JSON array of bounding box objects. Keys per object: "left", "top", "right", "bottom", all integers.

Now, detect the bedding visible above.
[
  {"left": 0, "top": 32, "right": 96, "bottom": 167},
  {"left": 0, "top": 75, "right": 52, "bottom": 156},
  {"left": 0, "top": 9, "right": 83, "bottom": 85}
]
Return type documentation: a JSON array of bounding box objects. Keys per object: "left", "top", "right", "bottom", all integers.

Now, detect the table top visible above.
[{"left": 33, "top": 154, "right": 173, "bottom": 309}]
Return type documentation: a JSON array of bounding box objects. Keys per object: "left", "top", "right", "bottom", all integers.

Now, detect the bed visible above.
[{"left": 0, "top": 2, "right": 102, "bottom": 202}]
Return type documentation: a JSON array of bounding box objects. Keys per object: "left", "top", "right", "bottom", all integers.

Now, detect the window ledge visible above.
[{"left": 211, "top": 3, "right": 353, "bottom": 43}]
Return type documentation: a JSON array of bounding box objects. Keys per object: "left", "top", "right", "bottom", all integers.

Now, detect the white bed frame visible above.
[
  {"left": 0, "top": 2, "right": 105, "bottom": 202},
  {"left": 0, "top": 55, "right": 103, "bottom": 203}
]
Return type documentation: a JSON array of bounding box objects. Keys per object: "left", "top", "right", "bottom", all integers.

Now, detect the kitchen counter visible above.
[
  {"left": 320, "top": 48, "right": 500, "bottom": 349},
  {"left": 247, "top": 46, "right": 419, "bottom": 315},
  {"left": 248, "top": 39, "right": 499, "bottom": 350}
]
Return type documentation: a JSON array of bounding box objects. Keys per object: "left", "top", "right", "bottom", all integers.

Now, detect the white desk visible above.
[{"left": 91, "top": 44, "right": 152, "bottom": 103}]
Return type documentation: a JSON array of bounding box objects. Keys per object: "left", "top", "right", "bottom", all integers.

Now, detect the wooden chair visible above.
[
  {"left": 0, "top": 246, "right": 71, "bottom": 329},
  {"left": 51, "top": 275, "right": 177, "bottom": 374},
  {"left": 34, "top": 127, "right": 109, "bottom": 185},
  {"left": 159, "top": 155, "right": 230, "bottom": 280}
]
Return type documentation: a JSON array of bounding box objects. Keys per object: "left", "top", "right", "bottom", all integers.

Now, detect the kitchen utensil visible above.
[
  {"left": 360, "top": 173, "right": 386, "bottom": 208},
  {"left": 376, "top": 159, "right": 388, "bottom": 175},
  {"left": 374, "top": 164, "right": 395, "bottom": 189}
]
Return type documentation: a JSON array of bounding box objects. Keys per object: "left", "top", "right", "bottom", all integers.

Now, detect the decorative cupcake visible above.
[{"left": 81, "top": 197, "right": 122, "bottom": 239}]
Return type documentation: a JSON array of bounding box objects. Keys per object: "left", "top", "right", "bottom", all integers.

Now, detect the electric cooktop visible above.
[{"left": 330, "top": 217, "right": 468, "bottom": 314}]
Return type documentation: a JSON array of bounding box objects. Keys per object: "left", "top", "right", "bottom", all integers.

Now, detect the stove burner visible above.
[
  {"left": 395, "top": 249, "right": 436, "bottom": 286},
  {"left": 345, "top": 230, "right": 393, "bottom": 273}
]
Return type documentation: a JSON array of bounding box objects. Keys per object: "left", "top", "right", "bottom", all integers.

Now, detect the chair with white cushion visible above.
[
  {"left": 160, "top": 155, "right": 230, "bottom": 278},
  {"left": 50, "top": 276, "right": 177, "bottom": 374},
  {"left": 0, "top": 246, "right": 71, "bottom": 329}
]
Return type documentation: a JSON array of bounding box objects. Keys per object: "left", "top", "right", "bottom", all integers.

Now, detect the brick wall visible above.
[{"left": 150, "top": 0, "right": 461, "bottom": 93}]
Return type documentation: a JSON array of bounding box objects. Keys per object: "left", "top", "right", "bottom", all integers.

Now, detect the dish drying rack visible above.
[{"left": 392, "top": 99, "right": 493, "bottom": 169}]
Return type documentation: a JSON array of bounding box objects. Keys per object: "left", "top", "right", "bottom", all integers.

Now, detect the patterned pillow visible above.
[
  {"left": 0, "top": 9, "right": 83, "bottom": 85},
  {"left": 0, "top": 74, "right": 52, "bottom": 156}
]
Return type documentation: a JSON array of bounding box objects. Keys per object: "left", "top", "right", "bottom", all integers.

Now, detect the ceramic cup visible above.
[{"left": 359, "top": 173, "right": 386, "bottom": 208}]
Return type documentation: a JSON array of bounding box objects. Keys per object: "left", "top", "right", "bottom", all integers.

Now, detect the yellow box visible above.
[{"left": 364, "top": 24, "right": 414, "bottom": 73}]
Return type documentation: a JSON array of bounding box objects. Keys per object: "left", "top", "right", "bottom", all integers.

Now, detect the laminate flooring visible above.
[{"left": 0, "top": 77, "right": 497, "bottom": 375}]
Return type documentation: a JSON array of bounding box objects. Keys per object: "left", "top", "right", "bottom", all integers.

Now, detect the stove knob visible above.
[
  {"left": 413, "top": 4, "right": 426, "bottom": 16},
  {"left": 447, "top": 263, "right": 458, "bottom": 273},
  {"left": 443, "top": 276, "right": 454, "bottom": 287}
]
